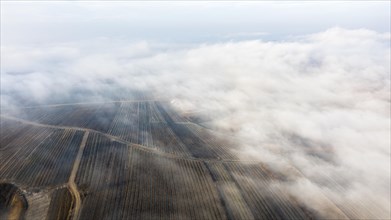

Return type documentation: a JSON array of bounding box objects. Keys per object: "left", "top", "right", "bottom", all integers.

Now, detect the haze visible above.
[{"left": 1, "top": 1, "right": 390, "bottom": 219}]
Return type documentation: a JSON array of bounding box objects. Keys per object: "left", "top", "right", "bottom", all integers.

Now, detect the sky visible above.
[
  {"left": 1, "top": 1, "right": 390, "bottom": 44},
  {"left": 1, "top": 1, "right": 390, "bottom": 219}
]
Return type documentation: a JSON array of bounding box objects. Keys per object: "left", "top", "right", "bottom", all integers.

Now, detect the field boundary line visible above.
[
  {"left": 1, "top": 99, "right": 169, "bottom": 110},
  {"left": 0, "top": 115, "right": 263, "bottom": 164},
  {"left": 68, "top": 131, "right": 89, "bottom": 220}
]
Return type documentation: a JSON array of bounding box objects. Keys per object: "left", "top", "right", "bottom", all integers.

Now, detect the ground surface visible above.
[{"left": 0, "top": 100, "right": 355, "bottom": 219}]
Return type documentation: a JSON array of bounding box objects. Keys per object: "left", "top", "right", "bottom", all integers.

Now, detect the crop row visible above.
[
  {"left": 150, "top": 123, "right": 191, "bottom": 157},
  {"left": 138, "top": 102, "right": 153, "bottom": 147},
  {"left": 204, "top": 162, "right": 254, "bottom": 220},
  {"left": 0, "top": 120, "right": 35, "bottom": 150},
  {"left": 10, "top": 105, "right": 94, "bottom": 127},
  {"left": 107, "top": 102, "right": 140, "bottom": 143},
  {"left": 46, "top": 187, "right": 74, "bottom": 220},
  {"left": 186, "top": 124, "right": 238, "bottom": 160},
  {"left": 155, "top": 103, "right": 219, "bottom": 159},
  {"left": 75, "top": 133, "right": 227, "bottom": 219},
  {"left": 0, "top": 122, "right": 84, "bottom": 188},
  {"left": 11, "top": 103, "right": 120, "bottom": 133},
  {"left": 224, "top": 163, "right": 313, "bottom": 220},
  {"left": 149, "top": 102, "right": 165, "bottom": 123},
  {"left": 8, "top": 101, "right": 234, "bottom": 160},
  {"left": 108, "top": 102, "right": 192, "bottom": 156},
  {"left": 0, "top": 122, "right": 54, "bottom": 176}
]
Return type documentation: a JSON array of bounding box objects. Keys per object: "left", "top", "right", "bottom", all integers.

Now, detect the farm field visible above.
[{"left": 0, "top": 100, "right": 373, "bottom": 219}]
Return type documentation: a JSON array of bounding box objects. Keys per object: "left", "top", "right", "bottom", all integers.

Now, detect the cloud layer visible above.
[{"left": 1, "top": 28, "right": 390, "bottom": 218}]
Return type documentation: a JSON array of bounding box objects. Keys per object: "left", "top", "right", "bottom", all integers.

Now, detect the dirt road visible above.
[{"left": 67, "top": 131, "right": 89, "bottom": 220}]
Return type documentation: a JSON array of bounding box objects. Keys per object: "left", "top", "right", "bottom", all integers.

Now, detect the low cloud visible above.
[{"left": 1, "top": 27, "right": 390, "bottom": 218}]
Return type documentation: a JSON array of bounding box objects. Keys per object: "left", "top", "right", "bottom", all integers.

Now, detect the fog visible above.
[{"left": 1, "top": 1, "right": 390, "bottom": 219}]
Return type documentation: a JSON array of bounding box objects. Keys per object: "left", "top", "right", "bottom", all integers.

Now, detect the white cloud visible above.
[{"left": 1, "top": 28, "right": 390, "bottom": 218}]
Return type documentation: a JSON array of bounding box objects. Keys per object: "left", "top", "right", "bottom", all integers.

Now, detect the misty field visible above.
[
  {"left": 1, "top": 99, "right": 382, "bottom": 220},
  {"left": 2, "top": 1, "right": 390, "bottom": 218}
]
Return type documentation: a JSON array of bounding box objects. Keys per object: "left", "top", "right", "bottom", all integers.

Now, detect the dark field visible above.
[{"left": 0, "top": 100, "right": 361, "bottom": 219}]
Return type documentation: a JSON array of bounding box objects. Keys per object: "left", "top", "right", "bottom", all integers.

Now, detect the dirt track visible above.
[
  {"left": 67, "top": 131, "right": 89, "bottom": 220},
  {"left": 0, "top": 111, "right": 350, "bottom": 220}
]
